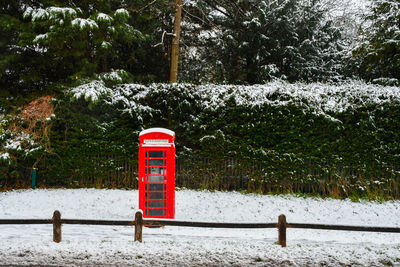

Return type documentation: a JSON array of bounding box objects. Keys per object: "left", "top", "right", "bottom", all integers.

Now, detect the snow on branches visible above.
[{"left": 69, "top": 79, "right": 400, "bottom": 121}]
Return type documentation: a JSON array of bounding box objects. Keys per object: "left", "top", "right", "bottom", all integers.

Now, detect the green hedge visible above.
[{"left": 1, "top": 81, "right": 400, "bottom": 199}]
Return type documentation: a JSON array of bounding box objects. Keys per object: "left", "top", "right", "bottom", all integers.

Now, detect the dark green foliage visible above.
[
  {"left": 1, "top": 0, "right": 400, "bottom": 200},
  {"left": 35, "top": 95, "right": 139, "bottom": 186},
  {"left": 196, "top": 101, "right": 400, "bottom": 198},
  {"left": 1, "top": 83, "right": 397, "bottom": 200},
  {"left": 0, "top": 1, "right": 43, "bottom": 94},
  {"left": 181, "top": 0, "right": 345, "bottom": 84},
  {"left": 0, "top": 0, "right": 172, "bottom": 96},
  {"left": 351, "top": 0, "right": 400, "bottom": 85}
]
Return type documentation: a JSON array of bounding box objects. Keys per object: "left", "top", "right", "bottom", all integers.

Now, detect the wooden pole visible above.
[
  {"left": 169, "top": 0, "right": 182, "bottom": 83},
  {"left": 134, "top": 211, "right": 143, "bottom": 242},
  {"left": 278, "top": 214, "right": 286, "bottom": 247},
  {"left": 52, "top": 210, "right": 62, "bottom": 243}
]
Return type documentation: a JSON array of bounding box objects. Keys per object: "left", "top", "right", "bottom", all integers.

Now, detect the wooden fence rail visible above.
[{"left": 1, "top": 211, "right": 400, "bottom": 247}]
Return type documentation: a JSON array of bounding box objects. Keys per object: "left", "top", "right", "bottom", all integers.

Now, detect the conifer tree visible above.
[
  {"left": 22, "top": 1, "right": 144, "bottom": 79},
  {"left": 0, "top": 0, "right": 172, "bottom": 95},
  {"left": 0, "top": 1, "right": 41, "bottom": 94},
  {"left": 181, "top": 0, "right": 345, "bottom": 84},
  {"left": 352, "top": 0, "right": 400, "bottom": 85}
]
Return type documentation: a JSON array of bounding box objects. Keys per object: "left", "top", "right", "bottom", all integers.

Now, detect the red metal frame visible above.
[{"left": 138, "top": 128, "right": 175, "bottom": 219}]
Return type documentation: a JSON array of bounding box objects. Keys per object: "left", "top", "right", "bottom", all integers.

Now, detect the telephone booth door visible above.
[{"left": 138, "top": 128, "right": 175, "bottom": 219}]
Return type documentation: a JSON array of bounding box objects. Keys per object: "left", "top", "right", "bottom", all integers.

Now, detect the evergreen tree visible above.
[
  {"left": 0, "top": 0, "right": 172, "bottom": 95},
  {"left": 181, "top": 0, "right": 345, "bottom": 84},
  {"left": 0, "top": 1, "right": 42, "bottom": 94},
  {"left": 352, "top": 0, "right": 400, "bottom": 85}
]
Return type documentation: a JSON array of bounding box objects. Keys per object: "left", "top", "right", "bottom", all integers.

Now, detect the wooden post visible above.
[
  {"left": 278, "top": 214, "right": 286, "bottom": 247},
  {"left": 52, "top": 210, "right": 62, "bottom": 243},
  {"left": 134, "top": 211, "right": 143, "bottom": 242},
  {"left": 169, "top": 0, "right": 182, "bottom": 83}
]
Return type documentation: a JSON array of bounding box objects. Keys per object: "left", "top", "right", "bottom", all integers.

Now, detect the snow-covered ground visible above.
[{"left": 0, "top": 189, "right": 399, "bottom": 266}]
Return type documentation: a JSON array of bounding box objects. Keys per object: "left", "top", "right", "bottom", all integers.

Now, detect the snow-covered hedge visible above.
[
  {"left": 2, "top": 79, "right": 400, "bottom": 198},
  {"left": 70, "top": 79, "right": 400, "bottom": 122},
  {"left": 60, "top": 80, "right": 400, "bottom": 196}
]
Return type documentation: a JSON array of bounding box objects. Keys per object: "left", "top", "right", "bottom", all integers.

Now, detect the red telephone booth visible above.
[{"left": 138, "top": 128, "right": 175, "bottom": 219}]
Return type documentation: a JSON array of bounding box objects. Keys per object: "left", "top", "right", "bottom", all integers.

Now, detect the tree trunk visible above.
[{"left": 169, "top": 0, "right": 182, "bottom": 83}]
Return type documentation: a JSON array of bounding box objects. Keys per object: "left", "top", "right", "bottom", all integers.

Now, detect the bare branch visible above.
[
  {"left": 182, "top": 7, "right": 215, "bottom": 28},
  {"left": 203, "top": 0, "right": 234, "bottom": 20},
  {"left": 138, "top": 0, "right": 158, "bottom": 13},
  {"left": 153, "top": 31, "right": 175, "bottom": 48},
  {"left": 126, "top": 0, "right": 158, "bottom": 13},
  {"left": 225, "top": 0, "right": 246, "bottom": 18}
]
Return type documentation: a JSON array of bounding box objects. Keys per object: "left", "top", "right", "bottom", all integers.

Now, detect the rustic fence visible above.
[{"left": 1, "top": 211, "right": 400, "bottom": 247}]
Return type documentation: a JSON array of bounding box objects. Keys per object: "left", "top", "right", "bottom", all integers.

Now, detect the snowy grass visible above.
[{"left": 1, "top": 189, "right": 400, "bottom": 266}]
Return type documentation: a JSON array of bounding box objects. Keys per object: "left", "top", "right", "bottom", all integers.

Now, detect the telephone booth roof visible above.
[
  {"left": 139, "top": 128, "right": 175, "bottom": 137},
  {"left": 139, "top": 128, "right": 175, "bottom": 146}
]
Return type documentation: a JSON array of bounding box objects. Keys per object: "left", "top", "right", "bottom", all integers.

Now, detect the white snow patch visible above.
[
  {"left": 71, "top": 18, "right": 98, "bottom": 30},
  {"left": 0, "top": 152, "right": 10, "bottom": 160},
  {"left": 100, "top": 41, "right": 112, "bottom": 49},
  {"left": 115, "top": 8, "right": 129, "bottom": 17},
  {"left": 24, "top": 6, "right": 77, "bottom": 21},
  {"left": 24, "top": 7, "right": 48, "bottom": 21},
  {"left": 3, "top": 132, "right": 34, "bottom": 151},
  {"left": 70, "top": 80, "right": 111, "bottom": 102},
  {"left": 33, "top": 33, "right": 49, "bottom": 43},
  {"left": 0, "top": 189, "right": 399, "bottom": 266},
  {"left": 96, "top": 13, "right": 113, "bottom": 23},
  {"left": 101, "top": 70, "right": 124, "bottom": 82},
  {"left": 47, "top": 7, "right": 77, "bottom": 19},
  {"left": 4, "top": 139, "right": 22, "bottom": 151}
]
